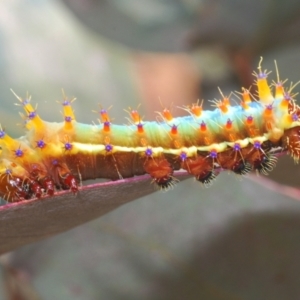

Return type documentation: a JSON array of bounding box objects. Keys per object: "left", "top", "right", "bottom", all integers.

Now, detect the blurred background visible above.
[{"left": 2, "top": 0, "right": 300, "bottom": 299}]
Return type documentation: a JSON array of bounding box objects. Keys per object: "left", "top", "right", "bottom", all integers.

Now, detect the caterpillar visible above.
[{"left": 1, "top": 58, "right": 300, "bottom": 202}]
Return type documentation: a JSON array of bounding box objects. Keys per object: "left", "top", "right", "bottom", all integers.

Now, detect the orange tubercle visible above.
[
  {"left": 102, "top": 120, "right": 111, "bottom": 132},
  {"left": 99, "top": 109, "right": 110, "bottom": 123},
  {"left": 130, "top": 109, "right": 141, "bottom": 124},
  {"left": 136, "top": 122, "right": 144, "bottom": 134},
  {"left": 190, "top": 100, "right": 203, "bottom": 117},
  {"left": 275, "top": 82, "right": 284, "bottom": 99},
  {"left": 162, "top": 108, "right": 173, "bottom": 122},
  {"left": 225, "top": 119, "right": 233, "bottom": 130},
  {"left": 255, "top": 58, "right": 273, "bottom": 104},
  {"left": 170, "top": 124, "right": 178, "bottom": 135},
  {"left": 241, "top": 88, "right": 251, "bottom": 110},
  {"left": 218, "top": 99, "right": 229, "bottom": 113}
]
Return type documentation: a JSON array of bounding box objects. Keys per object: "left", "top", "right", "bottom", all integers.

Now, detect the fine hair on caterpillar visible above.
[{"left": 1, "top": 58, "right": 300, "bottom": 202}]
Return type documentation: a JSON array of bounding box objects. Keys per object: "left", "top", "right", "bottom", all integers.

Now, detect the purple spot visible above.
[
  {"left": 14, "top": 148, "right": 24, "bottom": 157},
  {"left": 253, "top": 141, "right": 261, "bottom": 149},
  {"left": 22, "top": 99, "right": 30, "bottom": 105},
  {"left": 200, "top": 121, "right": 206, "bottom": 130},
  {"left": 31, "top": 164, "right": 39, "bottom": 171},
  {"left": 265, "top": 104, "right": 273, "bottom": 111},
  {"left": 62, "top": 100, "right": 70, "bottom": 106},
  {"left": 64, "top": 142, "right": 72, "bottom": 151},
  {"left": 246, "top": 115, "right": 253, "bottom": 123},
  {"left": 180, "top": 152, "right": 187, "bottom": 161},
  {"left": 52, "top": 159, "right": 58, "bottom": 165},
  {"left": 103, "top": 121, "right": 110, "bottom": 127},
  {"left": 28, "top": 111, "right": 36, "bottom": 119},
  {"left": 258, "top": 71, "right": 267, "bottom": 79},
  {"left": 5, "top": 169, "right": 12, "bottom": 175},
  {"left": 105, "top": 144, "right": 113, "bottom": 152},
  {"left": 100, "top": 109, "right": 107, "bottom": 114},
  {"left": 209, "top": 150, "right": 217, "bottom": 159},
  {"left": 36, "top": 140, "right": 46, "bottom": 149},
  {"left": 145, "top": 148, "right": 153, "bottom": 157},
  {"left": 233, "top": 143, "right": 241, "bottom": 151},
  {"left": 65, "top": 116, "right": 72, "bottom": 122},
  {"left": 0, "top": 130, "right": 5, "bottom": 138},
  {"left": 292, "top": 113, "right": 299, "bottom": 122},
  {"left": 284, "top": 92, "right": 291, "bottom": 101},
  {"left": 137, "top": 123, "right": 143, "bottom": 130}
]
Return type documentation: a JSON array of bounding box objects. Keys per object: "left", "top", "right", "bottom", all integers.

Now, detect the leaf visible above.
[
  {"left": 0, "top": 173, "right": 190, "bottom": 255},
  {"left": 3, "top": 174, "right": 300, "bottom": 299}
]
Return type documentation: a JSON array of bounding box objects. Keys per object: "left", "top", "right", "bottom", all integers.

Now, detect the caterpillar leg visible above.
[
  {"left": 143, "top": 156, "right": 176, "bottom": 190},
  {"left": 282, "top": 126, "right": 300, "bottom": 162}
]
